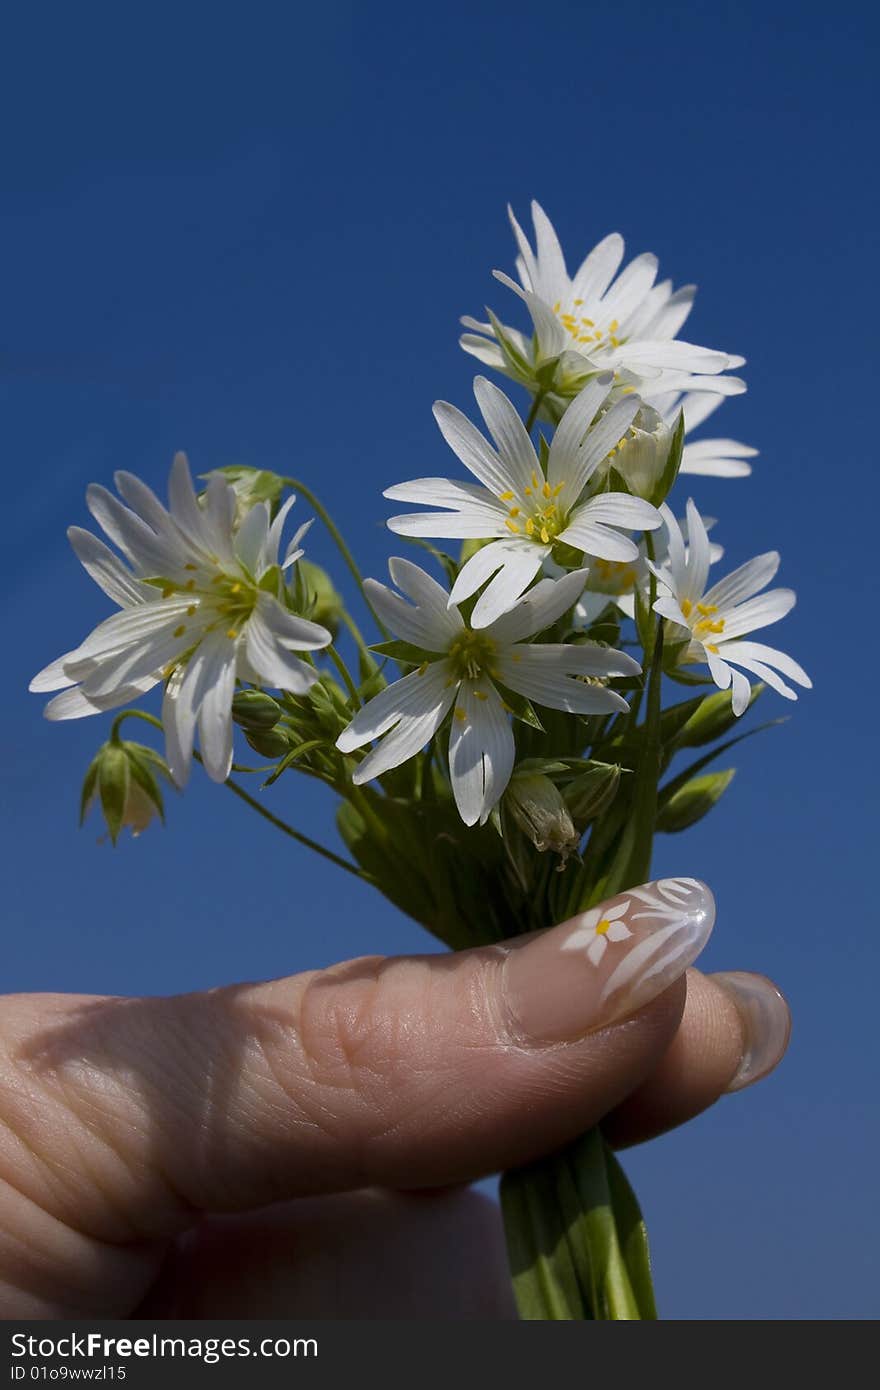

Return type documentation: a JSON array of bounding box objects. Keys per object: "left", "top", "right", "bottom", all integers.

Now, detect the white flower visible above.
[
  {"left": 650, "top": 500, "right": 811, "bottom": 715},
  {"left": 461, "top": 201, "right": 745, "bottom": 400},
  {"left": 567, "top": 504, "right": 724, "bottom": 627},
  {"left": 30, "top": 454, "right": 332, "bottom": 785},
  {"left": 385, "top": 375, "right": 662, "bottom": 628},
  {"left": 648, "top": 387, "right": 758, "bottom": 478},
  {"left": 336, "top": 559, "right": 641, "bottom": 827},
  {"left": 561, "top": 900, "right": 632, "bottom": 966}
]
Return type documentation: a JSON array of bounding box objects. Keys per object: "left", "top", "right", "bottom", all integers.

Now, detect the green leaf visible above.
[
  {"left": 656, "top": 768, "right": 736, "bottom": 832},
  {"left": 97, "top": 744, "right": 130, "bottom": 846},
  {"left": 674, "top": 683, "right": 763, "bottom": 748}
]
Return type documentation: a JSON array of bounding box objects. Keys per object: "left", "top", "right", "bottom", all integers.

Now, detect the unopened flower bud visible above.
[
  {"left": 504, "top": 773, "right": 580, "bottom": 864},
  {"left": 231, "top": 689, "right": 284, "bottom": 731},
  {"left": 81, "top": 740, "right": 168, "bottom": 844},
  {"left": 563, "top": 761, "right": 622, "bottom": 829},
  {"left": 245, "top": 726, "right": 291, "bottom": 758},
  {"left": 604, "top": 405, "right": 673, "bottom": 501}
]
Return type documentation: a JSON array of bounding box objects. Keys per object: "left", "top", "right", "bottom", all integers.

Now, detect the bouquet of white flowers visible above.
[{"left": 30, "top": 204, "right": 809, "bottom": 1319}]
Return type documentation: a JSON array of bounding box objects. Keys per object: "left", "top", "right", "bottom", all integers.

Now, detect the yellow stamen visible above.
[
  {"left": 173, "top": 624, "right": 186, "bottom": 638},
  {"left": 525, "top": 518, "right": 535, "bottom": 535},
  {"left": 474, "top": 690, "right": 488, "bottom": 701},
  {"left": 696, "top": 603, "right": 719, "bottom": 616},
  {"left": 499, "top": 490, "right": 514, "bottom": 501},
  {"left": 505, "top": 518, "right": 521, "bottom": 534},
  {"left": 454, "top": 708, "right": 467, "bottom": 722},
  {"left": 508, "top": 506, "right": 521, "bottom": 518},
  {"left": 540, "top": 526, "right": 550, "bottom": 544},
  {"left": 226, "top": 628, "right": 239, "bottom": 639},
  {"left": 542, "top": 480, "right": 552, "bottom": 498},
  {"left": 187, "top": 604, "right": 197, "bottom": 615},
  {"left": 184, "top": 563, "right": 197, "bottom": 572},
  {"left": 680, "top": 598, "right": 693, "bottom": 618}
]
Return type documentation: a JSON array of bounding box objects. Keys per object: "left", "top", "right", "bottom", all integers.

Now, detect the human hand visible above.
[{"left": 0, "top": 878, "right": 789, "bottom": 1319}]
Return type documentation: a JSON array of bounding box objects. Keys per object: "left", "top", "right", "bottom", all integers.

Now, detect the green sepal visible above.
[
  {"left": 79, "top": 755, "right": 101, "bottom": 827},
  {"left": 97, "top": 744, "right": 130, "bottom": 846},
  {"left": 257, "top": 564, "right": 282, "bottom": 594},
  {"left": 656, "top": 768, "right": 736, "bottom": 832},
  {"left": 486, "top": 307, "right": 532, "bottom": 379},
  {"left": 648, "top": 410, "right": 684, "bottom": 508},
  {"left": 368, "top": 639, "right": 431, "bottom": 666},
  {"left": 494, "top": 682, "right": 545, "bottom": 732},
  {"left": 125, "top": 750, "right": 165, "bottom": 825}
]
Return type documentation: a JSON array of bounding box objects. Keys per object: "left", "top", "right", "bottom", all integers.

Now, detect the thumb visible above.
[{"left": 0, "top": 876, "right": 712, "bottom": 1310}]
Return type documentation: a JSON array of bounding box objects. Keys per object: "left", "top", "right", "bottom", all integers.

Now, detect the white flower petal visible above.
[
  {"left": 571, "top": 231, "right": 625, "bottom": 304},
  {"left": 702, "top": 552, "right": 780, "bottom": 611},
  {"left": 474, "top": 377, "right": 540, "bottom": 498},
  {"left": 495, "top": 651, "right": 629, "bottom": 715},
  {"left": 348, "top": 666, "right": 458, "bottom": 784},
  {"left": 337, "top": 660, "right": 456, "bottom": 753},
  {"left": 469, "top": 547, "right": 547, "bottom": 629},
  {"left": 486, "top": 568, "right": 589, "bottom": 643},
  {"left": 720, "top": 588, "right": 795, "bottom": 640},
  {"left": 559, "top": 514, "right": 640, "bottom": 563},
  {"left": 717, "top": 640, "right": 811, "bottom": 690},
  {"left": 67, "top": 527, "right": 148, "bottom": 607},
  {"left": 197, "top": 641, "right": 238, "bottom": 783},
  {"left": 255, "top": 591, "right": 331, "bottom": 651},
  {"left": 448, "top": 680, "right": 515, "bottom": 826},
  {"left": 234, "top": 500, "right": 271, "bottom": 575}
]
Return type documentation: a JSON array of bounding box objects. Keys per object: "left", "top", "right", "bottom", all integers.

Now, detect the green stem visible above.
[
  {"left": 281, "top": 476, "right": 390, "bottom": 640},
  {"left": 220, "top": 772, "right": 364, "bottom": 878},
  {"left": 327, "top": 644, "right": 361, "bottom": 707},
  {"left": 107, "top": 710, "right": 364, "bottom": 879},
  {"left": 525, "top": 389, "right": 547, "bottom": 433}
]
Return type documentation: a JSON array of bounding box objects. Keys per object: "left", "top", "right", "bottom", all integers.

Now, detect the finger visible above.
[
  {"left": 604, "top": 969, "right": 792, "bottom": 1148},
  {"left": 0, "top": 876, "right": 713, "bottom": 1314},
  {"left": 137, "top": 1189, "right": 516, "bottom": 1319}
]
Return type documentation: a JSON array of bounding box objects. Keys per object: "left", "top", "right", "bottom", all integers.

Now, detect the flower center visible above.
[
  {"left": 595, "top": 918, "right": 611, "bottom": 936},
  {"left": 552, "top": 299, "right": 626, "bottom": 351},
  {"left": 680, "top": 599, "right": 725, "bottom": 653},
  {"left": 156, "top": 566, "right": 258, "bottom": 643},
  {"left": 447, "top": 629, "right": 498, "bottom": 681},
  {"left": 500, "top": 471, "right": 567, "bottom": 545}
]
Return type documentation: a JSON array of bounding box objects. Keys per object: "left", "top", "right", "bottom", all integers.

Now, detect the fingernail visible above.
[
  {"left": 503, "top": 876, "right": 715, "bottom": 1042},
  {"left": 711, "top": 971, "right": 791, "bottom": 1092}
]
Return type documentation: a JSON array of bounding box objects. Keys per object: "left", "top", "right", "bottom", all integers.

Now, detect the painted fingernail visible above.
[
  {"left": 711, "top": 971, "right": 791, "bottom": 1092},
  {"left": 504, "top": 876, "right": 715, "bottom": 1042}
]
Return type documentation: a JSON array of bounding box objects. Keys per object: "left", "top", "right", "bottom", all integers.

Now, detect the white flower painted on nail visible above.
[{"left": 562, "top": 899, "right": 632, "bottom": 966}]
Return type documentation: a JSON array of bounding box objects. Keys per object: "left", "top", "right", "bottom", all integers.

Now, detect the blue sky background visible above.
[{"left": 3, "top": 1, "right": 877, "bottom": 1319}]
